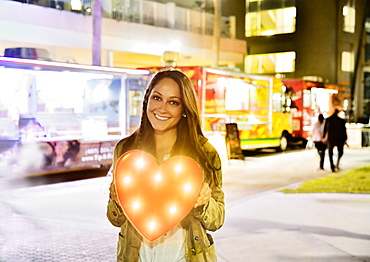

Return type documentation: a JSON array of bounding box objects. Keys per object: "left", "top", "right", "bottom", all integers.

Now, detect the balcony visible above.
[
  {"left": 0, "top": 0, "right": 246, "bottom": 67},
  {"left": 10, "top": 0, "right": 234, "bottom": 38}
]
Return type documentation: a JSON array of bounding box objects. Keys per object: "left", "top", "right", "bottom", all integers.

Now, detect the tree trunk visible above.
[
  {"left": 212, "top": 0, "right": 221, "bottom": 68},
  {"left": 92, "top": 0, "right": 102, "bottom": 66}
]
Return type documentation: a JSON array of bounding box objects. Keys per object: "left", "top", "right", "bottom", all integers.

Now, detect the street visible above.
[{"left": 0, "top": 147, "right": 370, "bottom": 261}]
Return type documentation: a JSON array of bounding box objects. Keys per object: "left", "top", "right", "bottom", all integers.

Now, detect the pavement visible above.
[{"left": 0, "top": 149, "right": 370, "bottom": 262}]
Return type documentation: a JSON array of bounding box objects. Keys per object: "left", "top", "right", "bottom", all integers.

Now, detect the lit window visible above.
[
  {"left": 341, "top": 51, "right": 353, "bottom": 72},
  {"left": 246, "top": 0, "right": 296, "bottom": 37},
  {"left": 245, "top": 51, "right": 296, "bottom": 74},
  {"left": 343, "top": 5, "right": 355, "bottom": 33}
]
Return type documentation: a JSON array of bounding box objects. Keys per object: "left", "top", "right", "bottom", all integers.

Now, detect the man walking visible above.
[{"left": 323, "top": 108, "right": 347, "bottom": 172}]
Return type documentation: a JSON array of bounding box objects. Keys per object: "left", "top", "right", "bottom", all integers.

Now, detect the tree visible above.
[
  {"left": 212, "top": 0, "right": 221, "bottom": 68},
  {"left": 92, "top": 0, "right": 102, "bottom": 66}
]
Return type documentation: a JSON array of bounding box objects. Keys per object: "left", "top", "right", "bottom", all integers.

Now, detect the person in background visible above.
[
  {"left": 323, "top": 108, "right": 348, "bottom": 172},
  {"left": 312, "top": 114, "right": 327, "bottom": 171},
  {"left": 106, "top": 69, "right": 225, "bottom": 262}
]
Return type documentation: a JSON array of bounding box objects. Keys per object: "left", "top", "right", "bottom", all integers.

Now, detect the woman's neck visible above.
[{"left": 154, "top": 129, "right": 177, "bottom": 163}]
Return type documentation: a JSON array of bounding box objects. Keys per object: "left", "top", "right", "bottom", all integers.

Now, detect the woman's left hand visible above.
[{"left": 194, "top": 182, "right": 212, "bottom": 208}]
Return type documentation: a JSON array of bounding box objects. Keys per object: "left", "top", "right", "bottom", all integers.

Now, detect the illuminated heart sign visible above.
[{"left": 114, "top": 150, "right": 202, "bottom": 241}]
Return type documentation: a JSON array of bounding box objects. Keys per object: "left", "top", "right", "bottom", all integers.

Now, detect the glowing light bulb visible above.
[
  {"left": 133, "top": 201, "right": 140, "bottom": 210},
  {"left": 136, "top": 158, "right": 145, "bottom": 169},
  {"left": 123, "top": 177, "right": 131, "bottom": 184},
  {"left": 169, "top": 206, "right": 177, "bottom": 214},
  {"left": 154, "top": 173, "right": 162, "bottom": 182},
  {"left": 184, "top": 183, "right": 191, "bottom": 192},
  {"left": 174, "top": 165, "right": 182, "bottom": 173},
  {"left": 149, "top": 221, "right": 156, "bottom": 230}
]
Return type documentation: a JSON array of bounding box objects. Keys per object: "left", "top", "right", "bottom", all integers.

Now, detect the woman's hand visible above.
[{"left": 194, "top": 182, "right": 212, "bottom": 208}]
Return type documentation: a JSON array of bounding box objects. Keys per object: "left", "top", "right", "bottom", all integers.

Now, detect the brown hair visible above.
[{"left": 123, "top": 68, "right": 218, "bottom": 176}]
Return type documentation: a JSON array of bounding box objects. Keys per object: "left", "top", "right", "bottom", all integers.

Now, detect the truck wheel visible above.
[{"left": 276, "top": 133, "right": 289, "bottom": 152}]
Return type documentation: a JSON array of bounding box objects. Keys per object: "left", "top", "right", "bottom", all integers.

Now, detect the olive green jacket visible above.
[{"left": 106, "top": 136, "right": 225, "bottom": 262}]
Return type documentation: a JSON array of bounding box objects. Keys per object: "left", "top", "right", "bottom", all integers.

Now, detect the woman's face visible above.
[{"left": 146, "top": 78, "right": 184, "bottom": 135}]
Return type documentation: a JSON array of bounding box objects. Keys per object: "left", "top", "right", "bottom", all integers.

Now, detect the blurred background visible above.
[{"left": 0, "top": 0, "right": 369, "bottom": 179}]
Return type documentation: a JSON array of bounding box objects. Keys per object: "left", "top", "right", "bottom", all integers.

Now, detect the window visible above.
[
  {"left": 246, "top": 0, "right": 296, "bottom": 37},
  {"left": 341, "top": 51, "right": 353, "bottom": 72},
  {"left": 343, "top": 5, "right": 355, "bottom": 33},
  {"left": 245, "top": 51, "right": 296, "bottom": 74}
]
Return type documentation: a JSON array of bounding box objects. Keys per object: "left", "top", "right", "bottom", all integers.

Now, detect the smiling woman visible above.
[
  {"left": 106, "top": 68, "right": 225, "bottom": 262},
  {"left": 146, "top": 77, "right": 184, "bottom": 141}
]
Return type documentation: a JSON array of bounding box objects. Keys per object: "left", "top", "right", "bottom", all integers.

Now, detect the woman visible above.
[
  {"left": 107, "top": 69, "right": 225, "bottom": 262},
  {"left": 312, "top": 114, "right": 327, "bottom": 171}
]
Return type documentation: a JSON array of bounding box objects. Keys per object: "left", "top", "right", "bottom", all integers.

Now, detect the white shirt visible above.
[
  {"left": 139, "top": 224, "right": 186, "bottom": 262},
  {"left": 312, "top": 120, "right": 325, "bottom": 142},
  {"left": 139, "top": 153, "right": 186, "bottom": 262}
]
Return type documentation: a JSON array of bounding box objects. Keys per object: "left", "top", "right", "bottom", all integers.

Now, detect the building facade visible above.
[
  {"left": 0, "top": 0, "right": 246, "bottom": 69},
  {"left": 244, "top": 0, "right": 370, "bottom": 123}
]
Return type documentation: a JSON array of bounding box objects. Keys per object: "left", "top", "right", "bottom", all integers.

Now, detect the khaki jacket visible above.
[{"left": 106, "top": 136, "right": 225, "bottom": 261}]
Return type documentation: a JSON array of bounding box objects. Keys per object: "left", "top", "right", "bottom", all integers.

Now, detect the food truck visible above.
[
  {"left": 0, "top": 56, "right": 150, "bottom": 176},
  {"left": 146, "top": 67, "right": 294, "bottom": 158},
  {"left": 281, "top": 78, "right": 348, "bottom": 142},
  {"left": 146, "top": 67, "right": 348, "bottom": 159}
]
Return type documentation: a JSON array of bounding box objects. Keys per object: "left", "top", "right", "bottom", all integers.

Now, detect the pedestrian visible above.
[
  {"left": 312, "top": 114, "right": 327, "bottom": 171},
  {"left": 323, "top": 108, "right": 347, "bottom": 172},
  {"left": 106, "top": 69, "right": 225, "bottom": 262}
]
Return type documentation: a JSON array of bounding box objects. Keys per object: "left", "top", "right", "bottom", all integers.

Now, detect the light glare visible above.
[
  {"left": 175, "top": 165, "right": 182, "bottom": 173},
  {"left": 184, "top": 183, "right": 191, "bottom": 192},
  {"left": 133, "top": 201, "right": 140, "bottom": 210},
  {"left": 155, "top": 173, "right": 162, "bottom": 182},
  {"left": 170, "top": 206, "right": 177, "bottom": 214},
  {"left": 136, "top": 158, "right": 145, "bottom": 168},
  {"left": 149, "top": 221, "right": 156, "bottom": 230}
]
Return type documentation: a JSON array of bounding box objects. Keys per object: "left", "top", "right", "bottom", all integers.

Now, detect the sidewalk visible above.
[
  {"left": 215, "top": 191, "right": 370, "bottom": 262},
  {"left": 1, "top": 149, "right": 370, "bottom": 261}
]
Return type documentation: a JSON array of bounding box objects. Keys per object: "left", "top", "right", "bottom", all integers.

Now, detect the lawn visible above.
[{"left": 281, "top": 165, "right": 370, "bottom": 194}]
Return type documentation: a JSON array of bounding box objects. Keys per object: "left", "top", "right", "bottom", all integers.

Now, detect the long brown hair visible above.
[{"left": 123, "top": 68, "right": 218, "bottom": 176}]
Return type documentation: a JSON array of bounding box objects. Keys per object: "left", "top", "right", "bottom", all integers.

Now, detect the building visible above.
[
  {"left": 244, "top": 0, "right": 370, "bottom": 123},
  {"left": 0, "top": 0, "right": 246, "bottom": 68}
]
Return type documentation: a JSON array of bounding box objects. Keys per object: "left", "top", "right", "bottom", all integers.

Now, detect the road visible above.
[
  {"left": 0, "top": 147, "right": 369, "bottom": 261},
  {"left": 3, "top": 147, "right": 369, "bottom": 207}
]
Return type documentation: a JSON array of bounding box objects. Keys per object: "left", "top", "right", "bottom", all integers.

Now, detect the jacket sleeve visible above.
[
  {"left": 106, "top": 140, "right": 128, "bottom": 227},
  {"left": 193, "top": 142, "right": 225, "bottom": 232},
  {"left": 107, "top": 197, "right": 127, "bottom": 227}
]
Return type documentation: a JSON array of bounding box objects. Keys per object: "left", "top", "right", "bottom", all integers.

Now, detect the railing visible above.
[{"left": 11, "top": 0, "right": 234, "bottom": 38}]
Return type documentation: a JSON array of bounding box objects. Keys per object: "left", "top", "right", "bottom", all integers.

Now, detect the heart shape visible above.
[{"left": 114, "top": 150, "right": 202, "bottom": 241}]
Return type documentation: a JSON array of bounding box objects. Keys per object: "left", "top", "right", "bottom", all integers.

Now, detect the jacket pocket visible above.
[
  {"left": 117, "top": 232, "right": 140, "bottom": 262},
  {"left": 189, "top": 243, "right": 217, "bottom": 262}
]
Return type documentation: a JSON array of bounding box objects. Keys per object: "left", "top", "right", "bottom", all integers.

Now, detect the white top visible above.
[
  {"left": 312, "top": 120, "right": 325, "bottom": 142},
  {"left": 139, "top": 224, "right": 186, "bottom": 262},
  {"left": 139, "top": 153, "right": 186, "bottom": 262}
]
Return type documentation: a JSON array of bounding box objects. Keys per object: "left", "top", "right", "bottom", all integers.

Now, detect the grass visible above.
[{"left": 281, "top": 165, "right": 370, "bottom": 194}]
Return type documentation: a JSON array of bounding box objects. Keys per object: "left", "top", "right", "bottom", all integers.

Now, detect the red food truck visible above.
[{"left": 145, "top": 67, "right": 348, "bottom": 159}]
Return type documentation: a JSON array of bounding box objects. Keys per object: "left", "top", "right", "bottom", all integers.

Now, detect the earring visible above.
[{"left": 183, "top": 114, "right": 187, "bottom": 118}]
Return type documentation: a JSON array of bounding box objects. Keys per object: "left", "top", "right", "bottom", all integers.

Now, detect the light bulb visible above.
[
  {"left": 149, "top": 221, "right": 156, "bottom": 230},
  {"left": 169, "top": 206, "right": 177, "bottom": 214},
  {"left": 123, "top": 176, "right": 131, "bottom": 184},
  {"left": 133, "top": 201, "right": 140, "bottom": 210},
  {"left": 184, "top": 183, "right": 191, "bottom": 192},
  {"left": 175, "top": 164, "right": 182, "bottom": 173},
  {"left": 136, "top": 158, "right": 145, "bottom": 169},
  {"left": 155, "top": 173, "right": 162, "bottom": 182}
]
